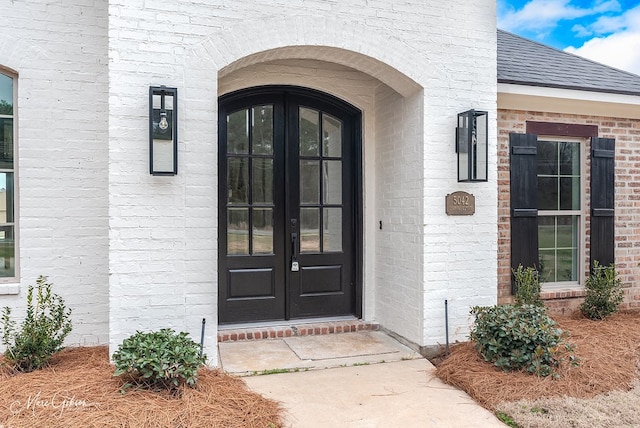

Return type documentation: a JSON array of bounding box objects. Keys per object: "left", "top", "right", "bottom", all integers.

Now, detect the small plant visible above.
[
  {"left": 113, "top": 328, "right": 206, "bottom": 392},
  {"left": 470, "top": 304, "right": 575, "bottom": 377},
  {"left": 1, "top": 275, "right": 73, "bottom": 372},
  {"left": 580, "top": 261, "right": 624, "bottom": 320},
  {"left": 513, "top": 265, "right": 543, "bottom": 307}
]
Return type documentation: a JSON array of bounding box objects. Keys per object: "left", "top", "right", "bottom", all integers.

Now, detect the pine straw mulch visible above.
[
  {"left": 0, "top": 346, "right": 283, "bottom": 428},
  {"left": 435, "top": 311, "right": 640, "bottom": 411}
]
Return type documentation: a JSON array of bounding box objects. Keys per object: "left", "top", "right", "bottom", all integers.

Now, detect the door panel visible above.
[{"left": 219, "top": 87, "right": 360, "bottom": 324}]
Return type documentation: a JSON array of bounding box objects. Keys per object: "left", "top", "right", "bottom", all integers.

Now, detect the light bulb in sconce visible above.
[{"left": 159, "top": 111, "right": 169, "bottom": 131}]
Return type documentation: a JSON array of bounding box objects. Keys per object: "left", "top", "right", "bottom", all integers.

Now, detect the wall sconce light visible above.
[
  {"left": 149, "top": 86, "right": 178, "bottom": 175},
  {"left": 456, "top": 109, "right": 488, "bottom": 182}
]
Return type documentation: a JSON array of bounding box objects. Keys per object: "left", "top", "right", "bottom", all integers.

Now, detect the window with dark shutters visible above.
[
  {"left": 590, "top": 137, "right": 615, "bottom": 268},
  {"left": 509, "top": 129, "right": 616, "bottom": 293},
  {"left": 509, "top": 133, "right": 539, "bottom": 293}
]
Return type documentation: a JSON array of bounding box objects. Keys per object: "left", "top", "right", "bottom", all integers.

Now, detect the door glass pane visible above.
[
  {"left": 323, "top": 160, "right": 342, "bottom": 204},
  {"left": 300, "top": 208, "right": 320, "bottom": 252},
  {"left": 252, "top": 208, "right": 273, "bottom": 254},
  {"left": 537, "top": 177, "right": 557, "bottom": 210},
  {"left": 227, "top": 208, "right": 249, "bottom": 255},
  {"left": 227, "top": 158, "right": 248, "bottom": 204},
  {"left": 252, "top": 105, "right": 273, "bottom": 155},
  {"left": 300, "top": 107, "right": 319, "bottom": 156},
  {"left": 252, "top": 158, "right": 273, "bottom": 203},
  {"left": 300, "top": 160, "right": 320, "bottom": 204},
  {"left": 322, "top": 114, "right": 342, "bottom": 157},
  {"left": 0, "top": 118, "right": 13, "bottom": 169},
  {"left": 227, "top": 109, "right": 249, "bottom": 154},
  {"left": 323, "top": 208, "right": 342, "bottom": 252}
]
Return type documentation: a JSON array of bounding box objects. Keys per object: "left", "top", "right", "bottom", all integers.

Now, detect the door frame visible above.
[{"left": 217, "top": 85, "right": 363, "bottom": 323}]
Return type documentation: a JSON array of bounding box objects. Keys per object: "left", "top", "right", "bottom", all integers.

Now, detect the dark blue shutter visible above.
[
  {"left": 510, "top": 133, "right": 538, "bottom": 293},
  {"left": 590, "top": 137, "right": 615, "bottom": 268}
]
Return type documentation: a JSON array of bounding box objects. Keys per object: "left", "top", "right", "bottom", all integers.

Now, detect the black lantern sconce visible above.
[
  {"left": 456, "top": 109, "right": 488, "bottom": 182},
  {"left": 149, "top": 86, "right": 178, "bottom": 175}
]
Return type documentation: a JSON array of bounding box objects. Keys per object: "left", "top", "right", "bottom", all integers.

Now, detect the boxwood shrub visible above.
[
  {"left": 470, "top": 304, "right": 576, "bottom": 377},
  {"left": 113, "top": 328, "right": 206, "bottom": 392}
]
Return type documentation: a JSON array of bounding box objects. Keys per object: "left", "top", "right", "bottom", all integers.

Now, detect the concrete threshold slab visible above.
[{"left": 219, "top": 330, "right": 421, "bottom": 376}]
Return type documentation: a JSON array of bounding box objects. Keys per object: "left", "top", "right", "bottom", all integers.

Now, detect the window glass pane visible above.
[
  {"left": 559, "top": 142, "right": 580, "bottom": 175},
  {"left": 300, "top": 208, "right": 320, "bottom": 252},
  {"left": 0, "top": 74, "right": 12, "bottom": 115},
  {"left": 557, "top": 248, "right": 578, "bottom": 281},
  {"left": 539, "top": 250, "right": 556, "bottom": 282},
  {"left": 0, "top": 118, "right": 11, "bottom": 171},
  {"left": 537, "top": 177, "right": 558, "bottom": 210},
  {"left": 560, "top": 177, "right": 580, "bottom": 210},
  {"left": 300, "top": 160, "right": 320, "bottom": 204},
  {"left": 252, "top": 158, "right": 273, "bottom": 204},
  {"left": 323, "top": 208, "right": 342, "bottom": 252},
  {"left": 557, "top": 216, "right": 578, "bottom": 248},
  {"left": 252, "top": 208, "right": 273, "bottom": 254},
  {"left": 0, "top": 225, "right": 14, "bottom": 277},
  {"left": 322, "top": 114, "right": 342, "bottom": 157},
  {"left": 252, "top": 105, "right": 273, "bottom": 155},
  {"left": 0, "top": 118, "right": 12, "bottom": 169},
  {"left": 227, "top": 209, "right": 249, "bottom": 255},
  {"left": 300, "top": 108, "right": 319, "bottom": 156},
  {"left": 227, "top": 109, "right": 249, "bottom": 154},
  {"left": 537, "top": 141, "right": 557, "bottom": 175},
  {"left": 0, "top": 173, "right": 14, "bottom": 223},
  {"left": 227, "top": 158, "right": 248, "bottom": 204},
  {"left": 538, "top": 215, "right": 579, "bottom": 283},
  {"left": 538, "top": 216, "right": 554, "bottom": 249},
  {"left": 323, "top": 160, "right": 342, "bottom": 204}
]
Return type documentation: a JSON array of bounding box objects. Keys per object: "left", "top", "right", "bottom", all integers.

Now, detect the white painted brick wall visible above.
[
  {"left": 0, "top": 0, "right": 498, "bottom": 361},
  {"left": 108, "top": 0, "right": 497, "bottom": 359},
  {"left": 0, "top": 0, "right": 109, "bottom": 347}
]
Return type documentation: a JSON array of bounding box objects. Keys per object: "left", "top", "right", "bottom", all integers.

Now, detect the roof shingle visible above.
[{"left": 497, "top": 29, "right": 640, "bottom": 96}]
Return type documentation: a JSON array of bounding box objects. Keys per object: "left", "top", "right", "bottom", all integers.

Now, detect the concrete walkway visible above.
[{"left": 219, "top": 331, "right": 505, "bottom": 427}]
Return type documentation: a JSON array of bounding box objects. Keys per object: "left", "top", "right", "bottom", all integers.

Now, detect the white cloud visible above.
[
  {"left": 565, "top": 31, "right": 640, "bottom": 75},
  {"left": 565, "top": 5, "right": 640, "bottom": 75},
  {"left": 498, "top": 0, "right": 621, "bottom": 32}
]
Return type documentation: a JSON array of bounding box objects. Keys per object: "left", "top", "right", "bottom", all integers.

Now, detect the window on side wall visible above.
[
  {"left": 0, "top": 71, "right": 16, "bottom": 279},
  {"left": 509, "top": 122, "right": 614, "bottom": 294},
  {"left": 536, "top": 138, "right": 584, "bottom": 286}
]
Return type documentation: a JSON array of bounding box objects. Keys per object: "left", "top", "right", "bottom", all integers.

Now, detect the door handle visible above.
[
  {"left": 291, "top": 233, "right": 298, "bottom": 260},
  {"left": 291, "top": 233, "right": 299, "bottom": 272}
]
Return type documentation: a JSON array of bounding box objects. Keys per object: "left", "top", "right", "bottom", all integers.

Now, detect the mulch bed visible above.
[
  {"left": 435, "top": 311, "right": 640, "bottom": 410},
  {"left": 0, "top": 346, "right": 283, "bottom": 427}
]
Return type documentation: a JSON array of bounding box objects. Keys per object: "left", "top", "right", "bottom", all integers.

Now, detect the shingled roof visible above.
[{"left": 497, "top": 29, "right": 640, "bottom": 96}]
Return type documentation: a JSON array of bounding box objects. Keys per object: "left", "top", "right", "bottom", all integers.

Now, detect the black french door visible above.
[{"left": 218, "top": 87, "right": 361, "bottom": 324}]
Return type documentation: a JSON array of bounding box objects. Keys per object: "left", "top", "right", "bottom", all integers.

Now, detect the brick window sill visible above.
[{"left": 540, "top": 288, "right": 586, "bottom": 300}]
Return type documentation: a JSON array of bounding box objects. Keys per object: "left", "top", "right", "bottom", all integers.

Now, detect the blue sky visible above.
[{"left": 498, "top": 0, "right": 640, "bottom": 75}]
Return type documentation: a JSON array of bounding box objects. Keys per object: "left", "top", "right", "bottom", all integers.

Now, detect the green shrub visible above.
[
  {"left": 513, "top": 265, "right": 543, "bottom": 307},
  {"left": 470, "top": 304, "right": 575, "bottom": 377},
  {"left": 1, "top": 275, "right": 73, "bottom": 372},
  {"left": 580, "top": 261, "right": 624, "bottom": 320},
  {"left": 113, "top": 328, "right": 206, "bottom": 392}
]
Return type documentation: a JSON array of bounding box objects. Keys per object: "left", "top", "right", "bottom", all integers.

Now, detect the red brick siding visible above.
[{"left": 498, "top": 109, "right": 640, "bottom": 315}]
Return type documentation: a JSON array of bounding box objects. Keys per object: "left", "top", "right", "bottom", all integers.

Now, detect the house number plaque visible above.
[{"left": 446, "top": 191, "right": 475, "bottom": 216}]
